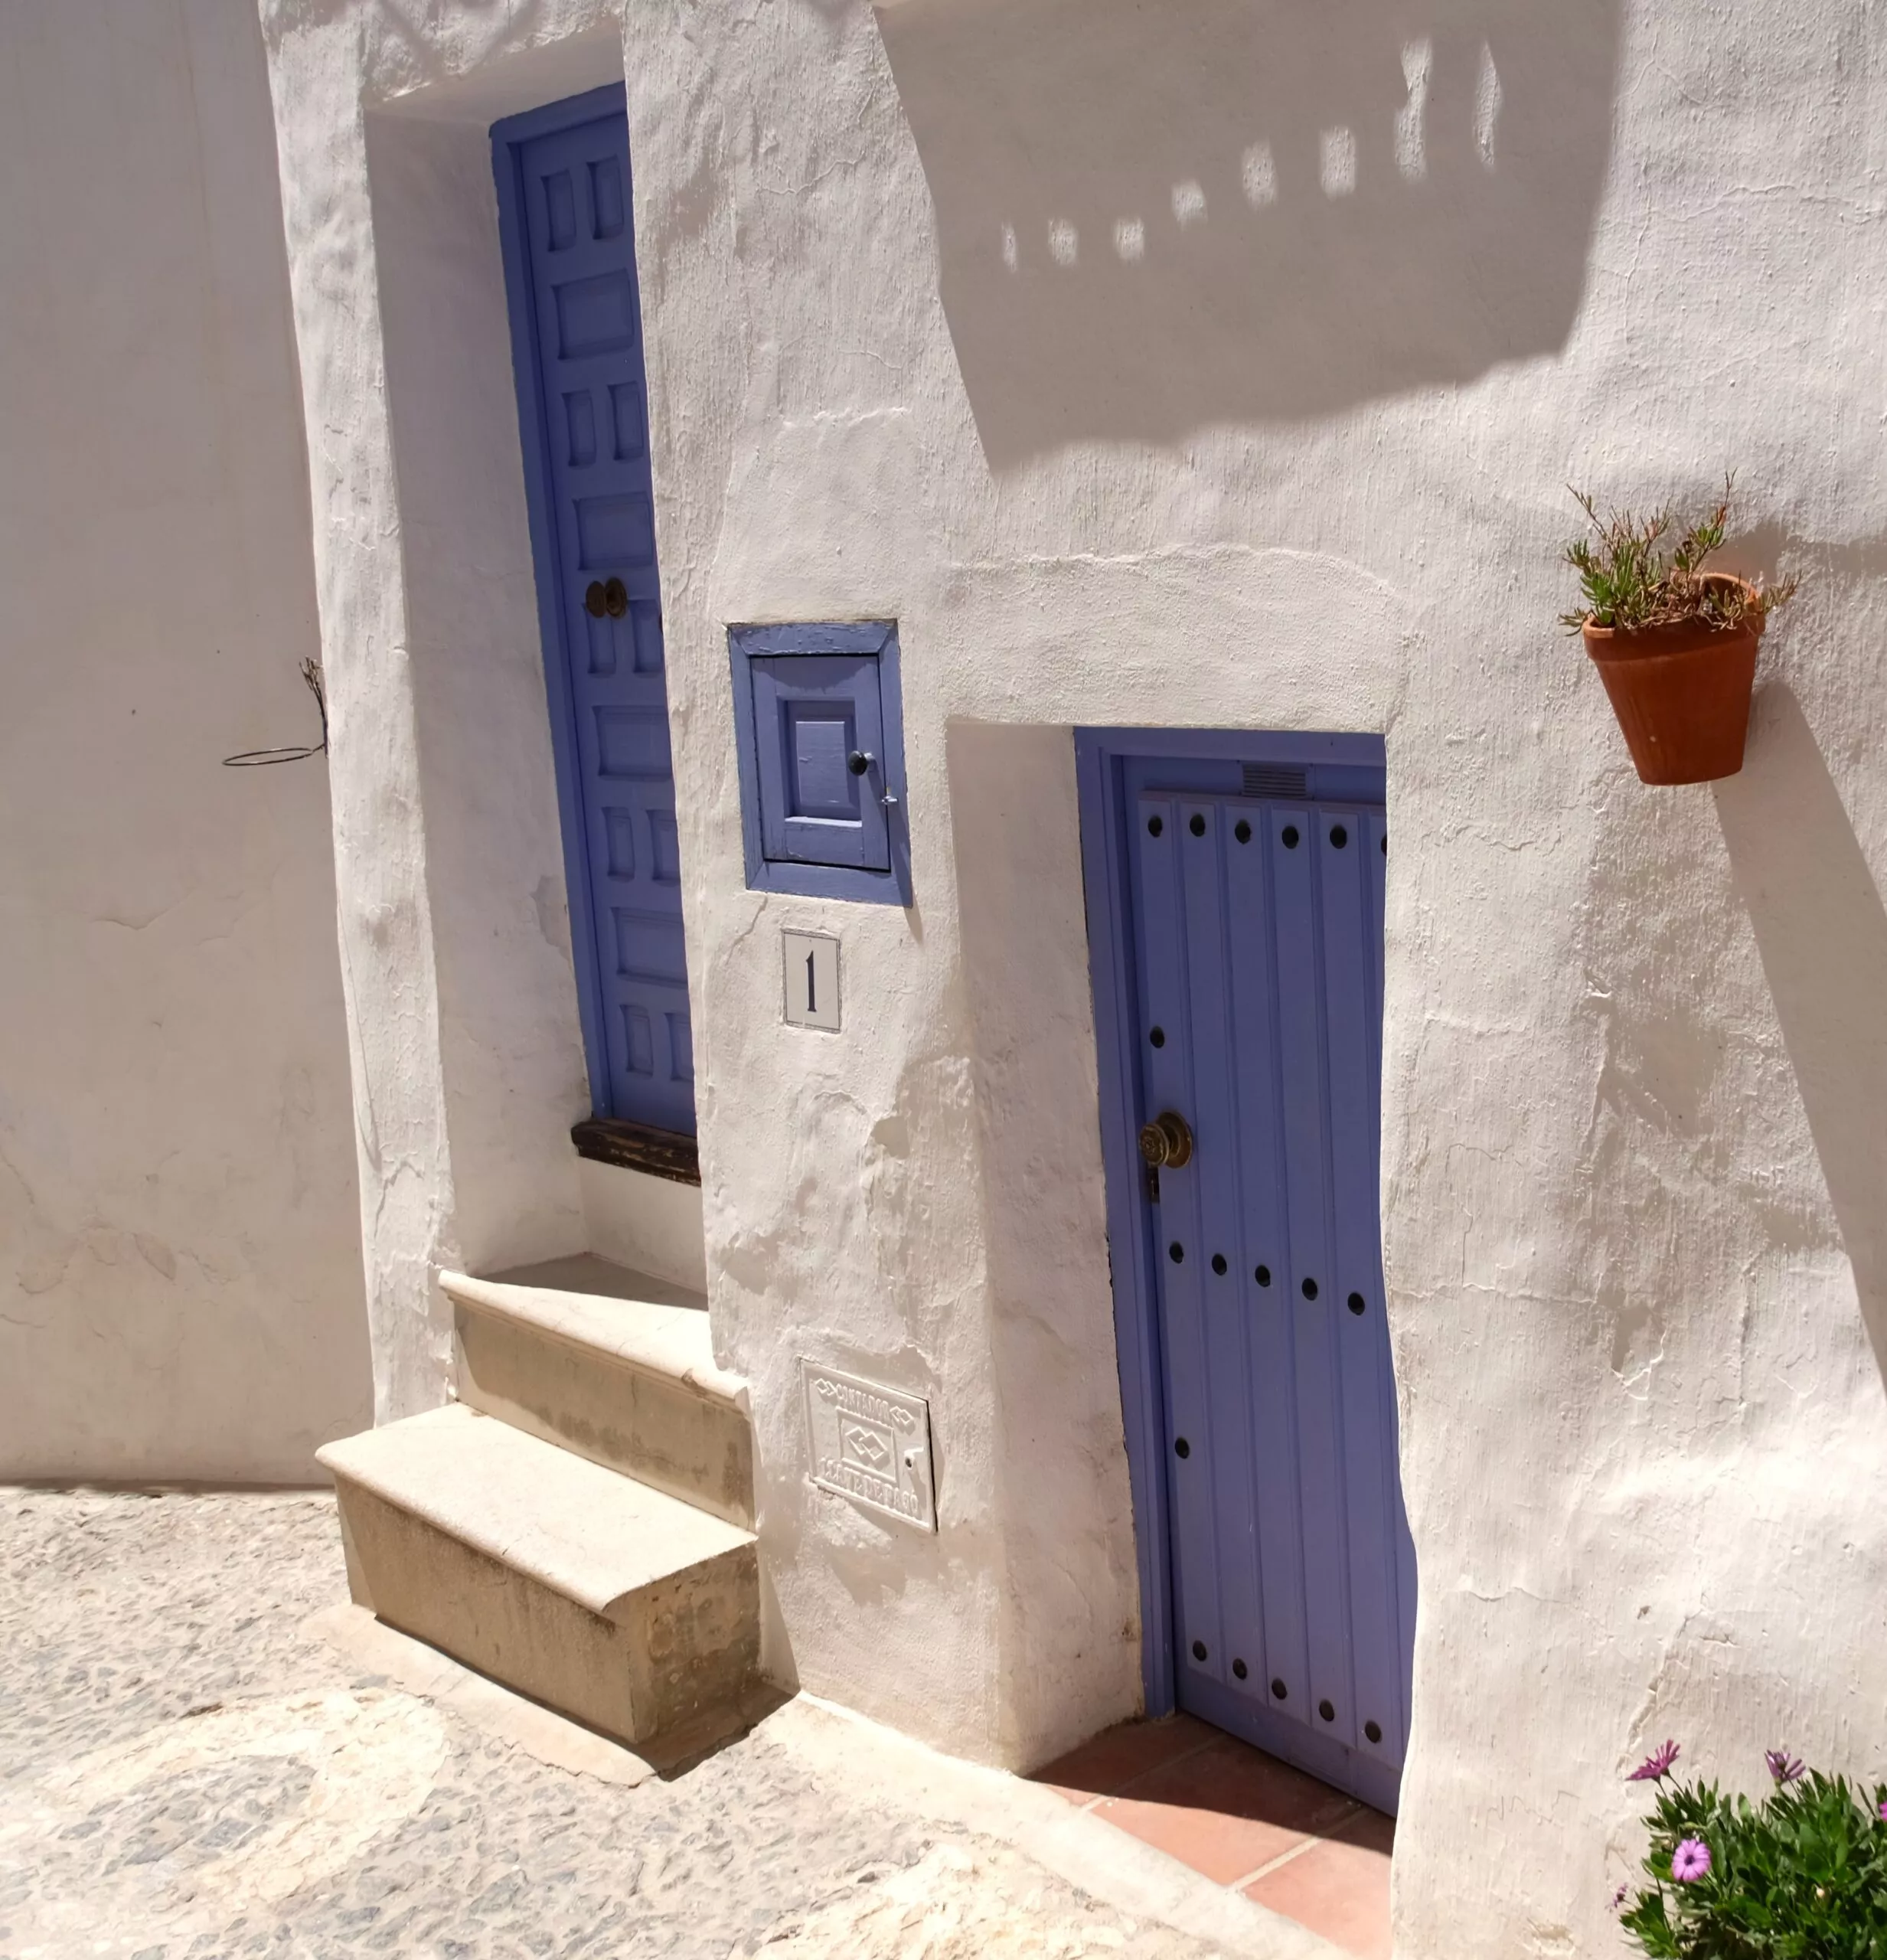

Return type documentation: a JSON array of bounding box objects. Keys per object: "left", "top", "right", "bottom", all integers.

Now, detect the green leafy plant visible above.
[
  {"left": 1615, "top": 1741, "right": 1887, "bottom": 1958},
  {"left": 1562, "top": 480, "right": 1800, "bottom": 633}
]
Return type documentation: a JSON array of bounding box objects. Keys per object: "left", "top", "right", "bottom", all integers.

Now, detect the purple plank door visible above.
[
  {"left": 495, "top": 90, "right": 694, "bottom": 1135},
  {"left": 1129, "top": 783, "right": 1414, "bottom": 1815}
]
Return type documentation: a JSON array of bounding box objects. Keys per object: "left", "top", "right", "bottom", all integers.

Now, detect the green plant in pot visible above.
[{"left": 1564, "top": 482, "right": 1798, "bottom": 786}]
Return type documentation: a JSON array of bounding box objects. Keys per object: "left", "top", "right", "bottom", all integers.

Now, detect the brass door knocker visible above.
[
  {"left": 583, "top": 577, "right": 628, "bottom": 619},
  {"left": 1138, "top": 1110, "right": 1194, "bottom": 1169}
]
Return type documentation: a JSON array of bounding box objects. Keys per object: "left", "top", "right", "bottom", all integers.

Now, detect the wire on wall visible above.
[{"left": 224, "top": 658, "right": 328, "bottom": 766}]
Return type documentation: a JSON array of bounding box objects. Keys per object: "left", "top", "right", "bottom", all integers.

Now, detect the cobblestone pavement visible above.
[{"left": 0, "top": 1492, "right": 1242, "bottom": 1960}]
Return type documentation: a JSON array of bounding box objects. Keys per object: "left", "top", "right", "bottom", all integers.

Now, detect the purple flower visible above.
[
  {"left": 1611, "top": 1882, "right": 1631, "bottom": 1911},
  {"left": 1671, "top": 1838, "right": 1712, "bottom": 1883},
  {"left": 1766, "top": 1749, "right": 1805, "bottom": 1785},
  {"left": 1879, "top": 1800, "right": 1887, "bottom": 1822},
  {"left": 1629, "top": 1740, "right": 1681, "bottom": 1782}
]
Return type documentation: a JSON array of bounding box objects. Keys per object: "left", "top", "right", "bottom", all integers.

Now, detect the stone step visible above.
[
  {"left": 442, "top": 1256, "right": 754, "bottom": 1530},
  {"left": 318, "top": 1403, "right": 759, "bottom": 1749}
]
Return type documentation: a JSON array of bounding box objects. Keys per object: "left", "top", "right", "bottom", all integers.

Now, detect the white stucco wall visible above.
[
  {"left": 253, "top": 0, "right": 1887, "bottom": 1951},
  {"left": 0, "top": 0, "right": 371, "bottom": 1481}
]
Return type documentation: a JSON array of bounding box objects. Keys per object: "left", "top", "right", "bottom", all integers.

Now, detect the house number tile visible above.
[
  {"left": 801, "top": 1361, "right": 935, "bottom": 1531},
  {"left": 782, "top": 929, "right": 841, "bottom": 1031}
]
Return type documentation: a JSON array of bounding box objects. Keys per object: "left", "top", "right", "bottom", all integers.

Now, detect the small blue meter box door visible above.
[{"left": 728, "top": 622, "right": 909, "bottom": 906}]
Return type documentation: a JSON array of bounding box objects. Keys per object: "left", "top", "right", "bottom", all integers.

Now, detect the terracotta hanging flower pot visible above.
[
  {"left": 1582, "top": 575, "right": 1762, "bottom": 786},
  {"left": 1562, "top": 482, "right": 1797, "bottom": 788}
]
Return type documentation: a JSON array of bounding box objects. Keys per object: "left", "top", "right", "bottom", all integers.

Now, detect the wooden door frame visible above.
[{"left": 1072, "top": 725, "right": 1389, "bottom": 1722}]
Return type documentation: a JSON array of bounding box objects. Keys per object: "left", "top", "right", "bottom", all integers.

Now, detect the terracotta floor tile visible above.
[
  {"left": 1088, "top": 1739, "right": 1356, "bottom": 1886},
  {"left": 1091, "top": 1788, "right": 1310, "bottom": 1886},
  {"left": 1241, "top": 1809, "right": 1396, "bottom": 1960},
  {"left": 1115, "top": 1734, "right": 1360, "bottom": 1838},
  {"left": 1030, "top": 1713, "right": 1219, "bottom": 1804}
]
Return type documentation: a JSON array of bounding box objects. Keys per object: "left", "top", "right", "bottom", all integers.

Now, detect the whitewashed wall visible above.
[
  {"left": 255, "top": 0, "right": 1887, "bottom": 1952},
  {"left": 0, "top": 0, "right": 370, "bottom": 1481}
]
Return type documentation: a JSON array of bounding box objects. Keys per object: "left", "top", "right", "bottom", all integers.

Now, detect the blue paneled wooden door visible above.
[
  {"left": 494, "top": 87, "right": 694, "bottom": 1136},
  {"left": 1121, "top": 751, "right": 1415, "bottom": 1815}
]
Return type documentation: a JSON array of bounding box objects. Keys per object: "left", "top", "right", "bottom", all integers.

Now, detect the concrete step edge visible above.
[
  {"left": 439, "top": 1263, "right": 747, "bottom": 1413},
  {"left": 316, "top": 1404, "right": 755, "bottom": 1619}
]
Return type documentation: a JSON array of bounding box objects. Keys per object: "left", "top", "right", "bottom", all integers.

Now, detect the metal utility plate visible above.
[{"left": 801, "top": 1361, "right": 935, "bottom": 1530}]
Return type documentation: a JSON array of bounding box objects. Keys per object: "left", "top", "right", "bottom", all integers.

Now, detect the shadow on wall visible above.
[
  {"left": 1715, "top": 685, "right": 1887, "bottom": 1395},
  {"left": 874, "top": 0, "right": 1622, "bottom": 466},
  {"left": 946, "top": 720, "right": 1143, "bottom": 1759}
]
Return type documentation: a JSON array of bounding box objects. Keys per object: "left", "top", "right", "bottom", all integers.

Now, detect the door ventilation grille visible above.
[{"left": 1242, "top": 762, "right": 1308, "bottom": 799}]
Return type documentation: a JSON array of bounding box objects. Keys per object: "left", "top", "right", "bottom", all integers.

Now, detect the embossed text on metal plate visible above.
[{"left": 801, "top": 1361, "right": 936, "bottom": 1531}]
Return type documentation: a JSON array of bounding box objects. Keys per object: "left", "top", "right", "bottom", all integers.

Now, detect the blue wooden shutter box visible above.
[{"left": 729, "top": 622, "right": 910, "bottom": 905}]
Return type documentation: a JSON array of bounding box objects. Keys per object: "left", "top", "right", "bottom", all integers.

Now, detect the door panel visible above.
[
  {"left": 1319, "top": 807, "right": 1406, "bottom": 1772},
  {"left": 1132, "top": 799, "right": 1223, "bottom": 1681},
  {"left": 751, "top": 654, "right": 891, "bottom": 870},
  {"left": 499, "top": 97, "right": 695, "bottom": 1135},
  {"left": 1223, "top": 827, "right": 1312, "bottom": 1729},
  {"left": 1125, "top": 769, "right": 1414, "bottom": 1813},
  {"left": 1263, "top": 804, "right": 1355, "bottom": 1751}
]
